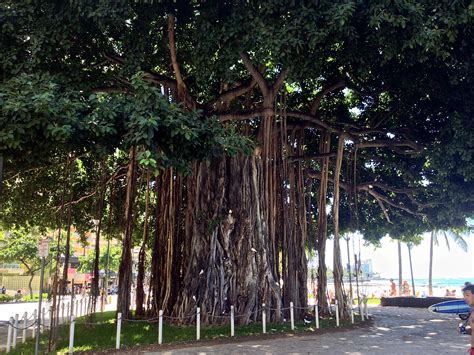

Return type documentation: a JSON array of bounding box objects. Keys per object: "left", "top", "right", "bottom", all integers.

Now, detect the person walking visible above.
[{"left": 389, "top": 279, "right": 397, "bottom": 296}]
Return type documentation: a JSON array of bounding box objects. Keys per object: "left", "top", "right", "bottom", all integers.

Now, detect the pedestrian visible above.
[
  {"left": 1, "top": 285, "right": 6, "bottom": 294},
  {"left": 402, "top": 281, "right": 410, "bottom": 296},
  {"left": 389, "top": 279, "right": 397, "bottom": 296},
  {"left": 460, "top": 283, "right": 474, "bottom": 354}
]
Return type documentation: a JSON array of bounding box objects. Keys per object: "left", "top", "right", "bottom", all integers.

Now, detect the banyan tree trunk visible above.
[
  {"left": 135, "top": 170, "right": 151, "bottom": 317},
  {"left": 150, "top": 167, "right": 183, "bottom": 316},
  {"left": 91, "top": 162, "right": 107, "bottom": 315},
  {"left": 280, "top": 127, "right": 308, "bottom": 319},
  {"left": 117, "top": 147, "right": 137, "bottom": 319},
  {"left": 172, "top": 154, "right": 282, "bottom": 325},
  {"left": 332, "top": 134, "right": 348, "bottom": 318},
  {"left": 316, "top": 130, "right": 331, "bottom": 314}
]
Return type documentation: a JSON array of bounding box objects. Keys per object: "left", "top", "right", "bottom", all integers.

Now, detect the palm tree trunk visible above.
[
  {"left": 408, "top": 243, "right": 416, "bottom": 296},
  {"left": 398, "top": 241, "right": 402, "bottom": 296},
  {"left": 428, "top": 231, "right": 434, "bottom": 296}
]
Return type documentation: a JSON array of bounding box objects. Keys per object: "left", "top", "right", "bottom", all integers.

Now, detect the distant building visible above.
[{"left": 360, "top": 259, "right": 374, "bottom": 278}]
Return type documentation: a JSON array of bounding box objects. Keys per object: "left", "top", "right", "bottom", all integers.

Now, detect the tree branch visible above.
[
  {"left": 271, "top": 68, "right": 289, "bottom": 96},
  {"left": 305, "top": 169, "right": 424, "bottom": 217},
  {"left": 168, "top": 15, "right": 185, "bottom": 92},
  {"left": 373, "top": 195, "right": 392, "bottom": 223},
  {"left": 356, "top": 139, "right": 423, "bottom": 154},
  {"left": 209, "top": 78, "right": 257, "bottom": 111},
  {"left": 366, "top": 189, "right": 424, "bottom": 216},
  {"left": 310, "top": 78, "right": 346, "bottom": 115},
  {"left": 219, "top": 108, "right": 275, "bottom": 122},
  {"left": 288, "top": 153, "right": 336, "bottom": 162},
  {"left": 285, "top": 111, "right": 335, "bottom": 132},
  {"left": 240, "top": 52, "right": 269, "bottom": 96}
]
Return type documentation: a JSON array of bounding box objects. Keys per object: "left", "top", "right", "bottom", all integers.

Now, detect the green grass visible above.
[
  {"left": 6, "top": 311, "right": 362, "bottom": 354},
  {"left": 354, "top": 297, "right": 380, "bottom": 305},
  {"left": 20, "top": 293, "right": 49, "bottom": 302}
]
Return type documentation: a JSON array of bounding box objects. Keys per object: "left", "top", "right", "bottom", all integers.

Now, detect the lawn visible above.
[
  {"left": 6, "top": 311, "right": 363, "bottom": 354},
  {"left": 354, "top": 297, "right": 380, "bottom": 305}
]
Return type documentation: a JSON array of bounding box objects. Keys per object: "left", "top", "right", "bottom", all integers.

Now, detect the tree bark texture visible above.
[
  {"left": 316, "top": 130, "right": 331, "bottom": 314},
  {"left": 117, "top": 147, "right": 137, "bottom": 319},
  {"left": 91, "top": 162, "right": 107, "bottom": 315},
  {"left": 279, "top": 127, "right": 308, "bottom": 319},
  {"left": 136, "top": 170, "right": 151, "bottom": 317},
  {"left": 171, "top": 155, "right": 282, "bottom": 325},
  {"left": 332, "top": 134, "right": 348, "bottom": 318}
]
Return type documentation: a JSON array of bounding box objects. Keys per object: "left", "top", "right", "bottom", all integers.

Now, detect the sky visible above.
[{"left": 323, "top": 232, "right": 474, "bottom": 280}]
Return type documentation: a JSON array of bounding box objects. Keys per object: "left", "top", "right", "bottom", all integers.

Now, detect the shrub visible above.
[{"left": 0, "top": 294, "right": 14, "bottom": 302}]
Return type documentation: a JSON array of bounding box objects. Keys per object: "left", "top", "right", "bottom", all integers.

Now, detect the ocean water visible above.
[
  {"left": 371, "top": 278, "right": 474, "bottom": 288},
  {"left": 346, "top": 277, "right": 474, "bottom": 297},
  {"left": 411, "top": 278, "right": 473, "bottom": 288}
]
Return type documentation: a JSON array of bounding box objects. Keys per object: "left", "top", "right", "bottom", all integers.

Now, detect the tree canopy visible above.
[{"left": 0, "top": 0, "right": 473, "bottom": 325}]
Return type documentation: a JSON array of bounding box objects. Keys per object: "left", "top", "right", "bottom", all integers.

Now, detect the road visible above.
[{"left": 147, "top": 306, "right": 470, "bottom": 355}]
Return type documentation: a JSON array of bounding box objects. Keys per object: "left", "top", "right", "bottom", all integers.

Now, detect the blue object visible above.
[{"left": 428, "top": 299, "right": 471, "bottom": 315}]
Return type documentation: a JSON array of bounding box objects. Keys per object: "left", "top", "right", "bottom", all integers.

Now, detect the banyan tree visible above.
[{"left": 1, "top": 1, "right": 473, "bottom": 341}]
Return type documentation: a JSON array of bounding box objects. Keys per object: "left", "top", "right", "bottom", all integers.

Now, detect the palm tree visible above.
[
  {"left": 428, "top": 229, "right": 468, "bottom": 296},
  {"left": 398, "top": 241, "right": 402, "bottom": 296}
]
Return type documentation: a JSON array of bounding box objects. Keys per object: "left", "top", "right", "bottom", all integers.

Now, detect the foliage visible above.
[
  {"left": 0, "top": 229, "right": 51, "bottom": 275},
  {"left": 78, "top": 245, "right": 122, "bottom": 274},
  {"left": 0, "top": 294, "right": 14, "bottom": 302}
]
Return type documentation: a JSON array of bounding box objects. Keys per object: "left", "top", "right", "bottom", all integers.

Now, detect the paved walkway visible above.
[{"left": 147, "top": 306, "right": 470, "bottom": 355}]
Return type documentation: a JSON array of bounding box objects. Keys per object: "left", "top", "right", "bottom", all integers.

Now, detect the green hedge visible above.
[
  {"left": 21, "top": 293, "right": 48, "bottom": 302},
  {"left": 0, "top": 294, "right": 14, "bottom": 302}
]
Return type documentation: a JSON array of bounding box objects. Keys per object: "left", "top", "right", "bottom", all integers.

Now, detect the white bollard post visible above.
[
  {"left": 314, "top": 303, "right": 320, "bottom": 329},
  {"left": 22, "top": 312, "right": 27, "bottom": 343},
  {"left": 67, "top": 302, "right": 70, "bottom": 322},
  {"left": 32, "top": 309, "right": 37, "bottom": 338},
  {"left": 75, "top": 300, "right": 78, "bottom": 316},
  {"left": 13, "top": 313, "right": 18, "bottom": 348},
  {"left": 158, "top": 310, "right": 163, "bottom": 345},
  {"left": 360, "top": 297, "right": 365, "bottom": 321},
  {"left": 68, "top": 316, "right": 75, "bottom": 354},
  {"left": 262, "top": 303, "right": 266, "bottom": 334},
  {"left": 116, "top": 312, "right": 122, "bottom": 349},
  {"left": 80, "top": 299, "right": 83, "bottom": 317},
  {"left": 7, "top": 317, "right": 13, "bottom": 353},
  {"left": 290, "top": 301, "right": 295, "bottom": 330},
  {"left": 230, "top": 305, "right": 235, "bottom": 337},
  {"left": 196, "top": 307, "right": 201, "bottom": 340},
  {"left": 335, "top": 300, "right": 340, "bottom": 327}
]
